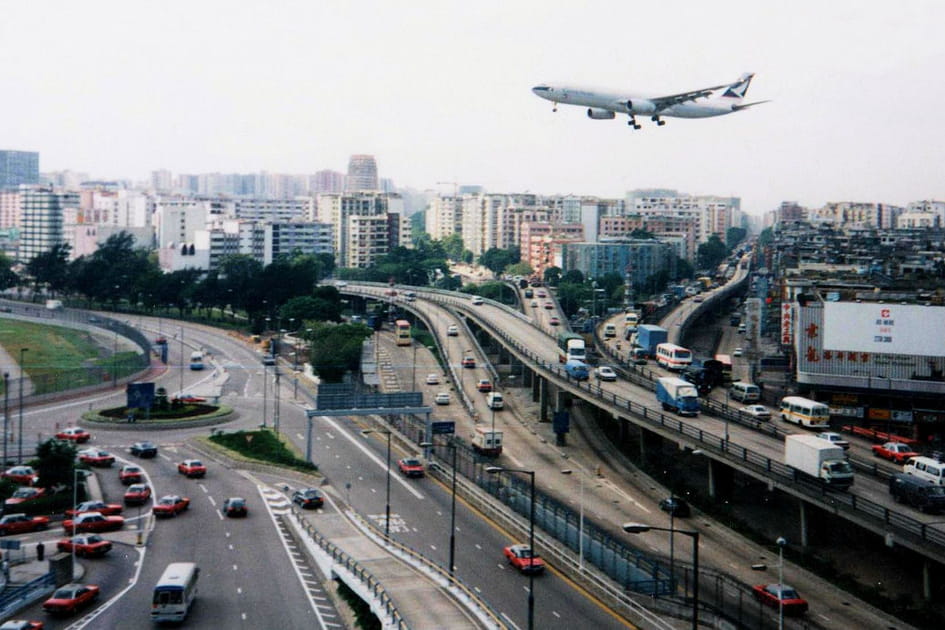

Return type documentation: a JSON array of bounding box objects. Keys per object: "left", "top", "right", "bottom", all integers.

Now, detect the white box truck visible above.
[
  {"left": 784, "top": 434, "right": 854, "bottom": 489},
  {"left": 471, "top": 427, "right": 503, "bottom": 457}
]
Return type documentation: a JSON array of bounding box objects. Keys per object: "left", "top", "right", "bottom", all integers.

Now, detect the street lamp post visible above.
[
  {"left": 363, "top": 429, "right": 393, "bottom": 538},
  {"left": 486, "top": 466, "right": 536, "bottom": 630},
  {"left": 776, "top": 536, "right": 787, "bottom": 630},
  {"left": 623, "top": 522, "right": 699, "bottom": 630},
  {"left": 2, "top": 372, "right": 8, "bottom": 468},
  {"left": 461, "top": 348, "right": 472, "bottom": 398},
  {"left": 178, "top": 327, "right": 184, "bottom": 395},
  {"left": 18, "top": 348, "right": 28, "bottom": 464},
  {"left": 412, "top": 343, "right": 418, "bottom": 391},
  {"left": 421, "top": 439, "right": 459, "bottom": 577}
]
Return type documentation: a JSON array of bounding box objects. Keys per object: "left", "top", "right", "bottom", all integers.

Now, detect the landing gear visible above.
[
  {"left": 627, "top": 115, "right": 641, "bottom": 129},
  {"left": 553, "top": 102, "right": 558, "bottom": 112},
  {"left": 651, "top": 115, "right": 666, "bottom": 126}
]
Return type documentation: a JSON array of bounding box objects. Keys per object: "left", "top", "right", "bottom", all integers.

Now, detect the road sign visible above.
[{"left": 431, "top": 421, "right": 456, "bottom": 435}]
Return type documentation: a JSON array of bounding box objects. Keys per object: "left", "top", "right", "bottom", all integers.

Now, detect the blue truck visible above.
[
  {"left": 635, "top": 324, "right": 668, "bottom": 358},
  {"left": 564, "top": 359, "right": 589, "bottom": 381},
  {"left": 656, "top": 376, "right": 700, "bottom": 416}
]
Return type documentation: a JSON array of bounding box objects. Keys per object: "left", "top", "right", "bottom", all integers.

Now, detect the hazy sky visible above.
[{"left": 3, "top": 1, "right": 944, "bottom": 214}]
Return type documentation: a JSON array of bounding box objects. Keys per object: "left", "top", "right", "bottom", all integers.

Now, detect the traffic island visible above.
[{"left": 79, "top": 404, "right": 234, "bottom": 431}]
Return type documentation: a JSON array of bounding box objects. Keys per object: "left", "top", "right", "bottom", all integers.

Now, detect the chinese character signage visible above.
[{"left": 781, "top": 302, "right": 793, "bottom": 345}]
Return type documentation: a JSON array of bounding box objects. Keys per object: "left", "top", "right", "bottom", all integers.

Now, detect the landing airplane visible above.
[{"left": 532, "top": 73, "right": 768, "bottom": 128}]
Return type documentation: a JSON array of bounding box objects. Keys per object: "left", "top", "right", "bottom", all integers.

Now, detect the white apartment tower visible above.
[
  {"left": 345, "top": 155, "right": 379, "bottom": 192},
  {"left": 18, "top": 187, "right": 79, "bottom": 262}
]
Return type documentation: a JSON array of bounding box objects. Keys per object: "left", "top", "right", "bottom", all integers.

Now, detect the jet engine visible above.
[
  {"left": 626, "top": 99, "right": 656, "bottom": 114},
  {"left": 586, "top": 108, "right": 616, "bottom": 120}
]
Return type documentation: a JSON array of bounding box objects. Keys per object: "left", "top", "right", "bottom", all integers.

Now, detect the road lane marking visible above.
[
  {"left": 69, "top": 545, "right": 147, "bottom": 629},
  {"left": 317, "top": 415, "right": 424, "bottom": 499},
  {"left": 256, "top": 485, "right": 335, "bottom": 629}
]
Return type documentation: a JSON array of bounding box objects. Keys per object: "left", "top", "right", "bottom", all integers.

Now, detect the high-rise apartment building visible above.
[
  {"left": 0, "top": 151, "right": 40, "bottom": 189},
  {"left": 151, "top": 169, "right": 174, "bottom": 192},
  {"left": 18, "top": 187, "right": 78, "bottom": 262},
  {"left": 0, "top": 191, "right": 20, "bottom": 229},
  {"left": 345, "top": 155, "right": 379, "bottom": 192},
  {"left": 316, "top": 192, "right": 403, "bottom": 267},
  {"left": 312, "top": 170, "right": 345, "bottom": 194}
]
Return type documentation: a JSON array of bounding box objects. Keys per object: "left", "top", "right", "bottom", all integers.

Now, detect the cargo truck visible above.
[
  {"left": 656, "top": 377, "right": 700, "bottom": 416},
  {"left": 557, "top": 332, "right": 586, "bottom": 363},
  {"left": 635, "top": 324, "right": 668, "bottom": 358},
  {"left": 784, "top": 434, "right": 854, "bottom": 489},
  {"left": 471, "top": 427, "right": 503, "bottom": 457}
]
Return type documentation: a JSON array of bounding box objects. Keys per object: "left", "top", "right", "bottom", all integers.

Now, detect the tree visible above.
[
  {"left": 726, "top": 227, "right": 748, "bottom": 250},
  {"left": 630, "top": 228, "right": 655, "bottom": 239},
  {"left": 543, "top": 266, "right": 562, "bottom": 287},
  {"left": 0, "top": 253, "right": 19, "bottom": 292},
  {"left": 758, "top": 227, "right": 774, "bottom": 246},
  {"left": 478, "top": 248, "right": 515, "bottom": 277},
  {"left": 696, "top": 235, "right": 728, "bottom": 271},
  {"left": 440, "top": 234, "right": 465, "bottom": 261},
  {"left": 556, "top": 282, "right": 589, "bottom": 317},
  {"left": 505, "top": 262, "right": 534, "bottom": 277},
  {"left": 35, "top": 438, "right": 78, "bottom": 489},
  {"left": 562, "top": 269, "right": 584, "bottom": 284},
  {"left": 675, "top": 257, "right": 694, "bottom": 281},
  {"left": 280, "top": 290, "right": 342, "bottom": 324},
  {"left": 305, "top": 322, "right": 373, "bottom": 382},
  {"left": 26, "top": 243, "right": 71, "bottom": 295}
]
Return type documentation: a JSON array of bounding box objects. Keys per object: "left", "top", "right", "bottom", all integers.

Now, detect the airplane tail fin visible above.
[{"left": 721, "top": 72, "right": 755, "bottom": 100}]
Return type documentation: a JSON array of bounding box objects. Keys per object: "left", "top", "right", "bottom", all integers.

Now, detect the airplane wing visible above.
[{"left": 649, "top": 84, "right": 729, "bottom": 110}]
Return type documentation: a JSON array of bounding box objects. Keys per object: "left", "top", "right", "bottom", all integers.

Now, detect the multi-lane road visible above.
[{"left": 2, "top": 312, "right": 633, "bottom": 629}]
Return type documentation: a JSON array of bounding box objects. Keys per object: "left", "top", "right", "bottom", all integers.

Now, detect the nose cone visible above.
[{"left": 532, "top": 84, "right": 552, "bottom": 97}]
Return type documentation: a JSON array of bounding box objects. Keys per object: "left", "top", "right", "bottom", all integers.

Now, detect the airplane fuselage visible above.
[{"left": 532, "top": 84, "right": 735, "bottom": 118}]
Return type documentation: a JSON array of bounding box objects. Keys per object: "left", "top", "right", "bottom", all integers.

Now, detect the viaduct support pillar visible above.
[
  {"left": 531, "top": 371, "right": 540, "bottom": 402},
  {"left": 521, "top": 364, "right": 533, "bottom": 389},
  {"left": 799, "top": 501, "right": 809, "bottom": 548},
  {"left": 706, "top": 458, "right": 717, "bottom": 499},
  {"left": 539, "top": 378, "right": 550, "bottom": 422},
  {"left": 923, "top": 559, "right": 932, "bottom": 601}
]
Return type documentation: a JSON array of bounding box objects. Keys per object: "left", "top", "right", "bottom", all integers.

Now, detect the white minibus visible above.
[
  {"left": 655, "top": 343, "right": 693, "bottom": 371},
  {"left": 152, "top": 562, "right": 199, "bottom": 623},
  {"left": 779, "top": 396, "right": 830, "bottom": 429}
]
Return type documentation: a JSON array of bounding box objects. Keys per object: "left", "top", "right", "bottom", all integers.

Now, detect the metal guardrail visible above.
[
  {"left": 289, "top": 505, "right": 408, "bottom": 629},
  {"left": 422, "top": 458, "right": 680, "bottom": 630},
  {"left": 0, "top": 571, "right": 56, "bottom": 618},
  {"left": 393, "top": 290, "right": 945, "bottom": 561},
  {"left": 343, "top": 508, "right": 507, "bottom": 629},
  {"left": 343, "top": 284, "right": 835, "bottom": 628}
]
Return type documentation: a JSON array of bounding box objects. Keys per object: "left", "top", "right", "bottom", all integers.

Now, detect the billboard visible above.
[{"left": 823, "top": 302, "right": 945, "bottom": 356}]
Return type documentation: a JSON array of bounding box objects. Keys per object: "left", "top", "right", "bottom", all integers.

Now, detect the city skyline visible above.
[{"left": 3, "top": 1, "right": 944, "bottom": 215}]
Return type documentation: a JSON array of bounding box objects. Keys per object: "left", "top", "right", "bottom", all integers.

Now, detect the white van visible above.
[
  {"left": 603, "top": 323, "right": 616, "bottom": 338},
  {"left": 904, "top": 456, "right": 945, "bottom": 486},
  {"left": 486, "top": 392, "right": 504, "bottom": 410},
  {"left": 729, "top": 382, "right": 761, "bottom": 403}
]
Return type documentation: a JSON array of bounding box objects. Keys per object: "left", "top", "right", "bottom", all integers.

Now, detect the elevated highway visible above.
[{"left": 340, "top": 282, "right": 945, "bottom": 589}]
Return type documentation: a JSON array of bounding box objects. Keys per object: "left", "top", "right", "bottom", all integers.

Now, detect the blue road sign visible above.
[{"left": 431, "top": 421, "right": 456, "bottom": 435}]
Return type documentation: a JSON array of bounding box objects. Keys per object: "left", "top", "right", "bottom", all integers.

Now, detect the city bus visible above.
[
  {"left": 655, "top": 343, "right": 693, "bottom": 371},
  {"left": 779, "top": 396, "right": 831, "bottom": 429},
  {"left": 152, "top": 562, "right": 199, "bottom": 623},
  {"left": 714, "top": 354, "right": 733, "bottom": 381},
  {"left": 394, "top": 319, "right": 412, "bottom": 346}
]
